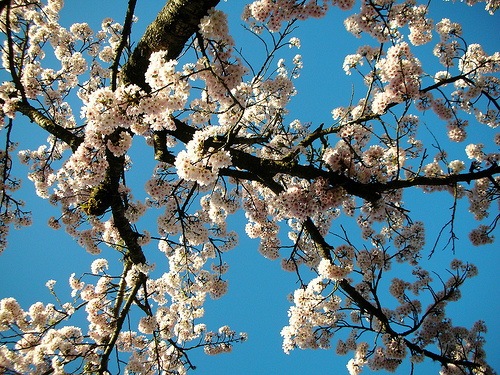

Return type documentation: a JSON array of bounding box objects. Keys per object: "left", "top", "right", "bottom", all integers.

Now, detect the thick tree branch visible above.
[
  {"left": 0, "top": 1, "right": 8, "bottom": 16},
  {"left": 301, "top": 217, "right": 397, "bottom": 335},
  {"left": 404, "top": 339, "right": 483, "bottom": 370},
  {"left": 373, "top": 164, "right": 500, "bottom": 191},
  {"left": 106, "top": 151, "right": 146, "bottom": 265},
  {"left": 120, "top": 0, "right": 220, "bottom": 90},
  {"left": 14, "top": 101, "right": 83, "bottom": 151},
  {"left": 158, "top": 116, "right": 500, "bottom": 203}
]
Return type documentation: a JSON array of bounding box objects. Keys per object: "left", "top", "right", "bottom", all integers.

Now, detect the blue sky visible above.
[{"left": 0, "top": 0, "right": 499, "bottom": 374}]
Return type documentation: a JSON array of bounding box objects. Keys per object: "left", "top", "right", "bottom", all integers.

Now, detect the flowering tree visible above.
[{"left": 0, "top": 0, "right": 498, "bottom": 373}]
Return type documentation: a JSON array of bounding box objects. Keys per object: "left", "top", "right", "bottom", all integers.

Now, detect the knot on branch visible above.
[
  {"left": 81, "top": 182, "right": 112, "bottom": 216},
  {"left": 153, "top": 130, "right": 173, "bottom": 162}
]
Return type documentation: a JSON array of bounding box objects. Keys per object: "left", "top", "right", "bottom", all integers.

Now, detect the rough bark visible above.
[
  {"left": 15, "top": 101, "right": 83, "bottom": 152},
  {"left": 121, "top": 0, "right": 220, "bottom": 90}
]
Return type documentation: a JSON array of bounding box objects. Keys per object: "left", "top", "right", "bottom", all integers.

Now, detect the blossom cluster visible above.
[
  {"left": 175, "top": 126, "right": 233, "bottom": 186},
  {"left": 372, "top": 42, "right": 423, "bottom": 114},
  {"left": 242, "top": 0, "right": 348, "bottom": 33},
  {"left": 0, "top": 293, "right": 87, "bottom": 373},
  {"left": 281, "top": 277, "right": 343, "bottom": 354},
  {"left": 274, "top": 179, "right": 347, "bottom": 222}
]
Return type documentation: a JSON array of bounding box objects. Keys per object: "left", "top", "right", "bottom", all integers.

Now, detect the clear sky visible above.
[{"left": 0, "top": 0, "right": 499, "bottom": 374}]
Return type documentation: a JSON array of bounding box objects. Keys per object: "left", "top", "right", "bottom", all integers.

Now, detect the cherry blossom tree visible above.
[{"left": 0, "top": 0, "right": 498, "bottom": 374}]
